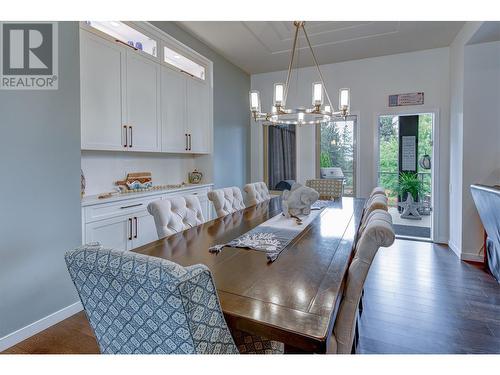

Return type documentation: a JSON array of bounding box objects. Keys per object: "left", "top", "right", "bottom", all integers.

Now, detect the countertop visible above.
[{"left": 81, "top": 183, "right": 214, "bottom": 207}]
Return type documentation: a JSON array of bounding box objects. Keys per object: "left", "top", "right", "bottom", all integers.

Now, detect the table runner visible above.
[{"left": 209, "top": 201, "right": 328, "bottom": 262}]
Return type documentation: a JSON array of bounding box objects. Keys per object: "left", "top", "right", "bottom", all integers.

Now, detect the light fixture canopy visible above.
[{"left": 249, "top": 21, "right": 350, "bottom": 125}]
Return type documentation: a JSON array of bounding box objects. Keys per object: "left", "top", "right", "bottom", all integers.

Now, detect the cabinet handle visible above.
[
  {"left": 123, "top": 125, "right": 128, "bottom": 148},
  {"left": 120, "top": 203, "right": 143, "bottom": 209},
  {"left": 115, "top": 39, "right": 138, "bottom": 51},
  {"left": 180, "top": 69, "right": 195, "bottom": 78},
  {"left": 129, "top": 126, "right": 133, "bottom": 148},
  {"left": 134, "top": 217, "right": 138, "bottom": 239},
  {"left": 185, "top": 133, "right": 188, "bottom": 151},
  {"left": 128, "top": 218, "right": 133, "bottom": 240},
  {"left": 188, "top": 134, "right": 192, "bottom": 150}
]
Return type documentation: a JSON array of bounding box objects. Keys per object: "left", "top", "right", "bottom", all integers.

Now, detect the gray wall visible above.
[
  {"left": 0, "top": 22, "right": 82, "bottom": 340},
  {"left": 151, "top": 22, "right": 251, "bottom": 189}
]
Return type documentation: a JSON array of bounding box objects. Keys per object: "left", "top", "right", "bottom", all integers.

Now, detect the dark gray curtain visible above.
[{"left": 268, "top": 125, "right": 296, "bottom": 190}]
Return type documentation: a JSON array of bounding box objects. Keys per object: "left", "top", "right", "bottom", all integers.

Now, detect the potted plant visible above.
[{"left": 397, "top": 172, "right": 423, "bottom": 211}]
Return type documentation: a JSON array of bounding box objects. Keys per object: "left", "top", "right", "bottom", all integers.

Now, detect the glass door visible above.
[{"left": 378, "top": 113, "right": 433, "bottom": 239}]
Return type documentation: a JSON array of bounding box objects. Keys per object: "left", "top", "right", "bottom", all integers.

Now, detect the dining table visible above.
[{"left": 133, "top": 195, "right": 365, "bottom": 353}]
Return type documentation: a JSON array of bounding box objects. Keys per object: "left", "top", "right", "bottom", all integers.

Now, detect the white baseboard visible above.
[
  {"left": 447, "top": 240, "right": 484, "bottom": 263},
  {"left": 435, "top": 237, "right": 449, "bottom": 245},
  {"left": 0, "top": 301, "right": 83, "bottom": 352},
  {"left": 448, "top": 240, "right": 461, "bottom": 258},
  {"left": 461, "top": 252, "right": 484, "bottom": 263}
]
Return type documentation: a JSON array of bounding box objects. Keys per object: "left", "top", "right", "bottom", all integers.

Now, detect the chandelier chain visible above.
[
  {"left": 283, "top": 23, "right": 300, "bottom": 107},
  {"left": 302, "top": 25, "right": 334, "bottom": 109}
]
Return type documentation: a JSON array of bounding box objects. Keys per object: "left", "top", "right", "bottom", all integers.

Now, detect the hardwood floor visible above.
[
  {"left": 357, "top": 240, "right": 500, "bottom": 354},
  {"left": 3, "top": 239, "right": 500, "bottom": 354}
]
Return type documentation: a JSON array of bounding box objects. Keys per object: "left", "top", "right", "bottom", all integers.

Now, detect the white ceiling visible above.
[{"left": 177, "top": 21, "right": 465, "bottom": 74}]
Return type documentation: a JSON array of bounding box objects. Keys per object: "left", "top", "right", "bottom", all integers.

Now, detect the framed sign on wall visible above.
[{"left": 389, "top": 92, "right": 424, "bottom": 107}]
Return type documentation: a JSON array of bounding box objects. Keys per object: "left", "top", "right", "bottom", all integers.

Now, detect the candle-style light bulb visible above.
[
  {"left": 339, "top": 88, "right": 350, "bottom": 111},
  {"left": 249, "top": 90, "right": 261, "bottom": 113},
  {"left": 274, "top": 83, "right": 284, "bottom": 107},
  {"left": 312, "top": 82, "right": 323, "bottom": 106}
]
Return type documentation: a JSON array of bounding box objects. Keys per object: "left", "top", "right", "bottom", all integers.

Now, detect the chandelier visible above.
[{"left": 249, "top": 21, "right": 350, "bottom": 126}]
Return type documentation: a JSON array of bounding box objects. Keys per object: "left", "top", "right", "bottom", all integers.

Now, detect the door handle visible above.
[
  {"left": 129, "top": 126, "right": 133, "bottom": 148},
  {"left": 123, "top": 125, "right": 128, "bottom": 147},
  {"left": 128, "top": 218, "right": 132, "bottom": 240},
  {"left": 185, "top": 133, "right": 188, "bottom": 151},
  {"left": 188, "top": 134, "right": 192, "bottom": 151},
  {"left": 134, "top": 217, "right": 138, "bottom": 239}
]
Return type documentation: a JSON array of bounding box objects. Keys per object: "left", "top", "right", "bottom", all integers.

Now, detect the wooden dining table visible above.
[{"left": 134, "top": 196, "right": 365, "bottom": 353}]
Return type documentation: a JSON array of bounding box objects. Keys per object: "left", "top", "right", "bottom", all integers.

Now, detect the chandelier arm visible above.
[
  {"left": 302, "top": 25, "right": 334, "bottom": 110},
  {"left": 283, "top": 23, "right": 301, "bottom": 108}
]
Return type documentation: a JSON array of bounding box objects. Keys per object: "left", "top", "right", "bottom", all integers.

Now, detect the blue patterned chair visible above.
[{"left": 65, "top": 244, "right": 283, "bottom": 354}]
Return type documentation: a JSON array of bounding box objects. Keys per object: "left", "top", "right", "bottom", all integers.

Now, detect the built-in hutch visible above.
[{"left": 80, "top": 21, "right": 214, "bottom": 251}]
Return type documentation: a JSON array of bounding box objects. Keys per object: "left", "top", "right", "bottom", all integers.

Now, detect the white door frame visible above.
[{"left": 374, "top": 108, "right": 440, "bottom": 242}]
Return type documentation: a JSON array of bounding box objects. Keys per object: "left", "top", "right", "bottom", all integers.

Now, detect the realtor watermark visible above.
[{"left": 0, "top": 22, "right": 58, "bottom": 90}]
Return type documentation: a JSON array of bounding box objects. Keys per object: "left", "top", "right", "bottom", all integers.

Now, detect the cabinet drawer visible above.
[
  {"left": 84, "top": 195, "right": 162, "bottom": 223},
  {"left": 167, "top": 186, "right": 211, "bottom": 198}
]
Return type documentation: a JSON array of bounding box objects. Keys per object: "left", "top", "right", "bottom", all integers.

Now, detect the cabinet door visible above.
[
  {"left": 80, "top": 30, "right": 126, "bottom": 151},
  {"left": 131, "top": 211, "right": 159, "bottom": 249},
  {"left": 161, "top": 67, "right": 188, "bottom": 153},
  {"left": 186, "top": 78, "right": 210, "bottom": 153},
  {"left": 126, "top": 51, "right": 161, "bottom": 152},
  {"left": 85, "top": 216, "right": 132, "bottom": 252}
]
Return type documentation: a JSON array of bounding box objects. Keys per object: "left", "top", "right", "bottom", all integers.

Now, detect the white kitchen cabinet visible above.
[
  {"left": 131, "top": 211, "right": 159, "bottom": 248},
  {"left": 161, "top": 67, "right": 188, "bottom": 153},
  {"left": 80, "top": 29, "right": 161, "bottom": 152},
  {"left": 125, "top": 51, "right": 161, "bottom": 152},
  {"left": 85, "top": 216, "right": 131, "bottom": 251},
  {"left": 187, "top": 78, "right": 210, "bottom": 153},
  {"left": 161, "top": 66, "right": 211, "bottom": 154},
  {"left": 80, "top": 25, "right": 212, "bottom": 155},
  {"left": 80, "top": 30, "right": 126, "bottom": 151},
  {"left": 82, "top": 185, "right": 213, "bottom": 252}
]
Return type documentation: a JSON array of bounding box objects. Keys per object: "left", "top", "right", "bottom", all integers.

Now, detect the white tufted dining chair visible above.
[
  {"left": 330, "top": 209, "right": 395, "bottom": 354},
  {"left": 363, "top": 193, "right": 388, "bottom": 220},
  {"left": 369, "top": 186, "right": 386, "bottom": 198},
  {"left": 243, "top": 182, "right": 271, "bottom": 206},
  {"left": 208, "top": 187, "right": 246, "bottom": 218},
  {"left": 147, "top": 195, "right": 205, "bottom": 239}
]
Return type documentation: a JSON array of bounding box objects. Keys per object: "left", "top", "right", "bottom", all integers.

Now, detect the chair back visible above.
[
  {"left": 147, "top": 195, "right": 204, "bottom": 239},
  {"left": 208, "top": 187, "right": 245, "bottom": 218},
  {"left": 244, "top": 182, "right": 271, "bottom": 206},
  {"left": 306, "top": 179, "right": 343, "bottom": 200},
  {"left": 363, "top": 193, "right": 388, "bottom": 219},
  {"left": 65, "top": 244, "right": 238, "bottom": 354},
  {"left": 333, "top": 210, "right": 395, "bottom": 353},
  {"left": 369, "top": 186, "right": 386, "bottom": 197}
]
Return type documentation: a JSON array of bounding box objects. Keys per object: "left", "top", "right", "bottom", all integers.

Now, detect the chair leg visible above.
[
  {"left": 352, "top": 316, "right": 359, "bottom": 354},
  {"left": 359, "top": 289, "right": 364, "bottom": 316},
  {"left": 353, "top": 314, "right": 360, "bottom": 354}
]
